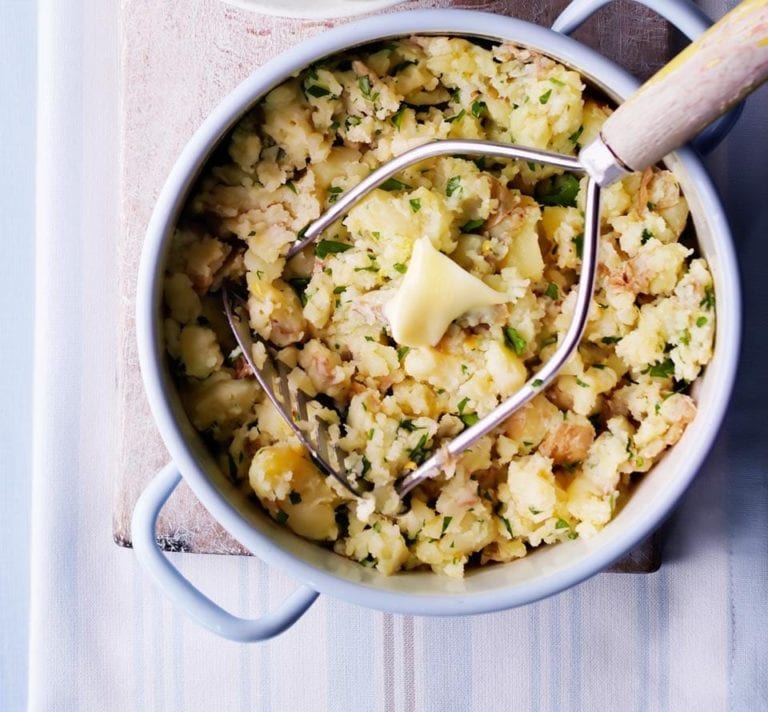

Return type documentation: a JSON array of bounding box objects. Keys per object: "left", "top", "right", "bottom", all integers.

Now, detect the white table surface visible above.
[{"left": 2, "top": 1, "right": 767, "bottom": 711}]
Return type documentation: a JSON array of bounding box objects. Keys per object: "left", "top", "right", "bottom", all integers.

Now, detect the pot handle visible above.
[
  {"left": 131, "top": 462, "right": 319, "bottom": 642},
  {"left": 551, "top": 0, "right": 742, "bottom": 154}
]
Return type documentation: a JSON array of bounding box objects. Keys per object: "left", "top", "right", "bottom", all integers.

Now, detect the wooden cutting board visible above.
[{"left": 114, "top": 0, "right": 673, "bottom": 571}]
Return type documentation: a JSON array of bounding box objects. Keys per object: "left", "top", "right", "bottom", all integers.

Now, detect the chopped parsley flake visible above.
[
  {"left": 471, "top": 100, "right": 487, "bottom": 117},
  {"left": 648, "top": 358, "right": 675, "bottom": 378},
  {"left": 286, "top": 181, "right": 297, "bottom": 194},
  {"left": 532, "top": 379, "right": 544, "bottom": 388},
  {"left": 539, "top": 89, "right": 552, "bottom": 104},
  {"left": 457, "top": 397, "right": 479, "bottom": 426},
  {"left": 601, "top": 335, "right": 622, "bottom": 345},
  {"left": 409, "top": 198, "right": 421, "bottom": 213},
  {"left": 572, "top": 233, "right": 584, "bottom": 259},
  {"left": 535, "top": 173, "right": 580, "bottom": 207},
  {"left": 396, "top": 345, "right": 410, "bottom": 361},
  {"left": 555, "top": 518, "right": 570, "bottom": 529},
  {"left": 408, "top": 433, "right": 430, "bottom": 464},
  {"left": 380, "top": 177, "right": 411, "bottom": 192},
  {"left": 641, "top": 228, "right": 654, "bottom": 244},
  {"left": 446, "top": 109, "right": 465, "bottom": 123},
  {"left": 696, "top": 316, "right": 708, "bottom": 327},
  {"left": 503, "top": 326, "right": 527, "bottom": 356},
  {"left": 391, "top": 105, "right": 406, "bottom": 130},
  {"left": 700, "top": 286, "right": 715, "bottom": 310},
  {"left": 446, "top": 175, "right": 462, "bottom": 197},
  {"left": 286, "top": 277, "right": 310, "bottom": 306},
  {"left": 315, "top": 239, "right": 352, "bottom": 258},
  {"left": 460, "top": 218, "right": 485, "bottom": 233},
  {"left": 441, "top": 516, "right": 453, "bottom": 534},
  {"left": 305, "top": 84, "right": 332, "bottom": 98},
  {"left": 460, "top": 411, "right": 479, "bottom": 427},
  {"left": 392, "top": 59, "right": 417, "bottom": 74},
  {"left": 393, "top": 263, "right": 407, "bottom": 274},
  {"left": 545, "top": 282, "right": 559, "bottom": 299},
  {"left": 568, "top": 126, "right": 584, "bottom": 143},
  {"left": 358, "top": 75, "right": 374, "bottom": 99}
]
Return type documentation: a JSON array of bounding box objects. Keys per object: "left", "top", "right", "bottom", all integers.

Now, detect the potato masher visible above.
[{"left": 249, "top": 0, "right": 768, "bottom": 498}]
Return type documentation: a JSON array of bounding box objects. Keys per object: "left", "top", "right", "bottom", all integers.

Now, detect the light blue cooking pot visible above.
[{"left": 132, "top": 0, "right": 742, "bottom": 642}]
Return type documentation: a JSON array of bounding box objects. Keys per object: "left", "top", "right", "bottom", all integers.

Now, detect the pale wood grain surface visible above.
[{"left": 115, "top": 0, "right": 672, "bottom": 569}]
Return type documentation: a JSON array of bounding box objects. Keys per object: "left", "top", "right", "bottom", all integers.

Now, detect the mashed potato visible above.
[{"left": 163, "top": 37, "right": 715, "bottom": 577}]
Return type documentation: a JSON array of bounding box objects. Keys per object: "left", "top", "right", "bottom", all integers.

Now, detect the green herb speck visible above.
[
  {"left": 545, "top": 282, "right": 559, "bottom": 299},
  {"left": 503, "top": 326, "right": 526, "bottom": 356},
  {"left": 380, "top": 177, "right": 411, "bottom": 192},
  {"left": 460, "top": 218, "right": 485, "bottom": 233},
  {"left": 315, "top": 239, "right": 352, "bottom": 258},
  {"left": 446, "top": 175, "right": 462, "bottom": 197},
  {"left": 471, "top": 100, "right": 487, "bottom": 118}
]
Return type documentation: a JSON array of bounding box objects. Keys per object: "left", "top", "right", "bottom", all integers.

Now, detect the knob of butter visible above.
[{"left": 384, "top": 236, "right": 508, "bottom": 348}]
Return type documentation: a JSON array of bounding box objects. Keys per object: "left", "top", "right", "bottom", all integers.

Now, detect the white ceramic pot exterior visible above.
[{"left": 132, "top": 2, "right": 741, "bottom": 642}]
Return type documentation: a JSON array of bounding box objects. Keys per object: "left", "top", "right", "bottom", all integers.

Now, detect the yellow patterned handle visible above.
[{"left": 601, "top": 0, "right": 768, "bottom": 171}]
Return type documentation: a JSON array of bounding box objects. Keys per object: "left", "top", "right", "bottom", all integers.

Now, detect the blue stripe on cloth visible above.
[
  {"left": 657, "top": 568, "right": 670, "bottom": 711},
  {"left": 529, "top": 601, "right": 541, "bottom": 712},
  {"left": 569, "top": 586, "right": 583, "bottom": 711},
  {"left": 239, "top": 559, "right": 253, "bottom": 712},
  {"left": 545, "top": 594, "right": 562, "bottom": 712},
  {"left": 421, "top": 617, "right": 474, "bottom": 712},
  {"left": 325, "top": 600, "right": 376, "bottom": 712},
  {"left": 636, "top": 574, "right": 650, "bottom": 712},
  {"left": 172, "top": 606, "right": 185, "bottom": 712},
  {"left": 153, "top": 570, "right": 166, "bottom": 711},
  {"left": 132, "top": 569, "right": 146, "bottom": 712},
  {"left": 258, "top": 559, "right": 272, "bottom": 712}
]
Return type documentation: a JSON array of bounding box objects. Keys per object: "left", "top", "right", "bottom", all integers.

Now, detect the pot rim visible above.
[{"left": 136, "top": 8, "right": 741, "bottom": 616}]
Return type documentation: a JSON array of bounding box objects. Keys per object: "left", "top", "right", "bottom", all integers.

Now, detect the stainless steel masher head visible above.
[
  {"left": 223, "top": 285, "right": 368, "bottom": 497},
  {"left": 232, "top": 1, "right": 768, "bottom": 499}
]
